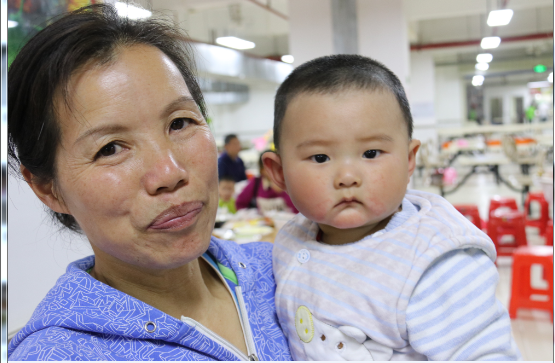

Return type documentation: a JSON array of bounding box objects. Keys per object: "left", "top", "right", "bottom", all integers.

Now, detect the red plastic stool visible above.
[
  {"left": 509, "top": 245, "right": 553, "bottom": 321},
  {"left": 488, "top": 195, "right": 519, "bottom": 219},
  {"left": 524, "top": 191, "right": 550, "bottom": 232},
  {"left": 545, "top": 220, "right": 553, "bottom": 246},
  {"left": 454, "top": 204, "right": 483, "bottom": 229},
  {"left": 487, "top": 209, "right": 527, "bottom": 257}
]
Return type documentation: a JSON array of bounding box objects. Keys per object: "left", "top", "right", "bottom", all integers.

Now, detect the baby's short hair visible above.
[{"left": 273, "top": 54, "right": 413, "bottom": 151}]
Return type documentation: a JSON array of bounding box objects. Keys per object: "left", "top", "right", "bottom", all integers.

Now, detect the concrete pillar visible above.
[
  {"left": 356, "top": 0, "right": 410, "bottom": 89},
  {"left": 410, "top": 52, "right": 437, "bottom": 146},
  {"left": 289, "top": 0, "right": 410, "bottom": 85},
  {"left": 288, "top": 0, "right": 334, "bottom": 67}
]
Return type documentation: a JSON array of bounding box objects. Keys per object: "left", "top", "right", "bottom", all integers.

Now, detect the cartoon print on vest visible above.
[{"left": 295, "top": 305, "right": 393, "bottom": 361}]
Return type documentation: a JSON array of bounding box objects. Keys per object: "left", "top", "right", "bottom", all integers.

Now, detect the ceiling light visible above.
[
  {"left": 534, "top": 64, "right": 547, "bottom": 73},
  {"left": 115, "top": 2, "right": 152, "bottom": 19},
  {"left": 216, "top": 36, "right": 255, "bottom": 50},
  {"left": 475, "top": 63, "right": 489, "bottom": 71},
  {"left": 8, "top": 20, "right": 18, "bottom": 28},
  {"left": 281, "top": 55, "right": 294, "bottom": 64},
  {"left": 549, "top": 72, "right": 553, "bottom": 83},
  {"left": 476, "top": 53, "right": 493, "bottom": 63},
  {"left": 487, "top": 9, "right": 514, "bottom": 26},
  {"left": 480, "top": 36, "right": 501, "bottom": 49},
  {"left": 472, "top": 75, "right": 484, "bottom": 86}
]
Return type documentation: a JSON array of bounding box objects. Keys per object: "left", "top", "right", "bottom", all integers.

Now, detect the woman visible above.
[
  {"left": 7, "top": 4, "right": 291, "bottom": 360},
  {"left": 235, "top": 152, "right": 298, "bottom": 213}
]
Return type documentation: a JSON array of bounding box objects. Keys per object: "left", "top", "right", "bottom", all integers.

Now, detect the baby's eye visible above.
[
  {"left": 170, "top": 117, "right": 192, "bottom": 131},
  {"left": 311, "top": 154, "right": 330, "bottom": 163},
  {"left": 96, "top": 142, "right": 123, "bottom": 159},
  {"left": 363, "top": 150, "right": 381, "bottom": 159}
]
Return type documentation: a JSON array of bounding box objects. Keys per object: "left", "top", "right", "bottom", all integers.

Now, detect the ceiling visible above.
[{"left": 142, "top": 0, "right": 553, "bottom": 83}]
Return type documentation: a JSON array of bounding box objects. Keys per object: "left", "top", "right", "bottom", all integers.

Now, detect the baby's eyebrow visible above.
[
  {"left": 357, "top": 134, "right": 394, "bottom": 142},
  {"left": 296, "top": 139, "right": 333, "bottom": 149}
]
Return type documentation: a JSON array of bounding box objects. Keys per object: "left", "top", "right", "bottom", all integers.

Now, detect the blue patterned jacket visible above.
[{"left": 8, "top": 238, "right": 292, "bottom": 361}]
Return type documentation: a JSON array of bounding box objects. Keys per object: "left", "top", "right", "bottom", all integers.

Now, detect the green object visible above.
[
  {"left": 534, "top": 64, "right": 547, "bottom": 73},
  {"left": 218, "top": 198, "right": 237, "bottom": 214},
  {"left": 525, "top": 105, "right": 536, "bottom": 121},
  {"left": 216, "top": 263, "right": 238, "bottom": 285}
]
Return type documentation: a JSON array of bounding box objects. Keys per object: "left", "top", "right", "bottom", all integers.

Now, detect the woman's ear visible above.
[
  {"left": 20, "top": 165, "right": 70, "bottom": 214},
  {"left": 261, "top": 152, "right": 287, "bottom": 191},
  {"left": 407, "top": 139, "right": 421, "bottom": 182}
]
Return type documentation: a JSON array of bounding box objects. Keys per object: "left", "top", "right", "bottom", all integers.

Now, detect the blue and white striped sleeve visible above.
[{"left": 406, "top": 248, "right": 522, "bottom": 361}]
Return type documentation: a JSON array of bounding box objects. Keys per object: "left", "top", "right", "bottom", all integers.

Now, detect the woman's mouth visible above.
[{"left": 148, "top": 201, "right": 203, "bottom": 231}]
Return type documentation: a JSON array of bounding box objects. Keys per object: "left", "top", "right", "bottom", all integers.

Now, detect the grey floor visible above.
[{"left": 413, "top": 163, "right": 554, "bottom": 361}]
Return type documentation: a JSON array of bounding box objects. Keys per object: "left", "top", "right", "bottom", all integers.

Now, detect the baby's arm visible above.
[{"left": 406, "top": 248, "right": 522, "bottom": 361}]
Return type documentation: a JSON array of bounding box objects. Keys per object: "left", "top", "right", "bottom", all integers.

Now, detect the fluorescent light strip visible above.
[
  {"left": 114, "top": 2, "right": 152, "bottom": 20},
  {"left": 475, "top": 63, "right": 489, "bottom": 71},
  {"left": 216, "top": 36, "right": 255, "bottom": 50},
  {"left": 487, "top": 9, "right": 514, "bottom": 26},
  {"left": 476, "top": 53, "right": 493, "bottom": 63},
  {"left": 481, "top": 36, "right": 501, "bottom": 49},
  {"left": 281, "top": 55, "right": 294, "bottom": 63},
  {"left": 472, "top": 75, "right": 484, "bottom": 86}
]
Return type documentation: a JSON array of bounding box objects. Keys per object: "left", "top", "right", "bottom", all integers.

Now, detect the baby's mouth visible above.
[{"left": 336, "top": 197, "right": 362, "bottom": 207}]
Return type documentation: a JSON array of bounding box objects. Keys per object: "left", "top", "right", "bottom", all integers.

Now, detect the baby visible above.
[{"left": 262, "top": 55, "right": 521, "bottom": 361}]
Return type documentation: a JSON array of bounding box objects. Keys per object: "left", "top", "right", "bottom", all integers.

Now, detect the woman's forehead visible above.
[{"left": 57, "top": 45, "right": 194, "bottom": 136}]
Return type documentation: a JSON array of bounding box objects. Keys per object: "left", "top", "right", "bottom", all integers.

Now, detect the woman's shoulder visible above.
[
  {"left": 209, "top": 237, "right": 273, "bottom": 266},
  {"left": 208, "top": 237, "right": 274, "bottom": 287}
]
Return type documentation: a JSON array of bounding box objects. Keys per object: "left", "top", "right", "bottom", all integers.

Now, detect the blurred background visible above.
[{"left": 4, "top": 0, "right": 554, "bottom": 360}]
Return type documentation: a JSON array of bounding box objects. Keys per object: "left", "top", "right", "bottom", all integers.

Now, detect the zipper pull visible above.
[{"left": 248, "top": 354, "right": 258, "bottom": 361}]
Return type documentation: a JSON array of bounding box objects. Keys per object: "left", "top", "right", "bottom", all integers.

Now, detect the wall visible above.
[
  {"left": 8, "top": 176, "right": 92, "bottom": 334},
  {"left": 483, "top": 84, "right": 532, "bottom": 125},
  {"left": 208, "top": 82, "right": 278, "bottom": 145}
]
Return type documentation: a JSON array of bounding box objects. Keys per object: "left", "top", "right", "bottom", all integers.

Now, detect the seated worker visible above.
[
  {"left": 262, "top": 54, "right": 521, "bottom": 361},
  {"left": 236, "top": 151, "right": 297, "bottom": 214},
  {"left": 218, "top": 134, "right": 247, "bottom": 182},
  {"left": 218, "top": 175, "right": 237, "bottom": 214}
]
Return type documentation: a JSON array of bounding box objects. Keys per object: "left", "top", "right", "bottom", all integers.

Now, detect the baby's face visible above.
[{"left": 279, "top": 89, "right": 420, "bottom": 234}]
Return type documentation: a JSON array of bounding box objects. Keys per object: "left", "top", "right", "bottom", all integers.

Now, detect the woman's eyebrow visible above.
[
  {"left": 160, "top": 96, "right": 197, "bottom": 118},
  {"left": 74, "top": 124, "right": 129, "bottom": 146}
]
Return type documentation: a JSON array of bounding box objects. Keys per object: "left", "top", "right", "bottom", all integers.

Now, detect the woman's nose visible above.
[
  {"left": 143, "top": 150, "right": 188, "bottom": 195},
  {"left": 334, "top": 164, "right": 362, "bottom": 189}
]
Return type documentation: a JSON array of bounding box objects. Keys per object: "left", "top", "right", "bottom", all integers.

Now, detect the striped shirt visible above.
[{"left": 273, "top": 189, "right": 521, "bottom": 360}]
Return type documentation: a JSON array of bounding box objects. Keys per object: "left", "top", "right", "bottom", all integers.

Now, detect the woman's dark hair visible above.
[
  {"left": 273, "top": 54, "right": 413, "bottom": 151},
  {"left": 8, "top": 3, "right": 207, "bottom": 232}
]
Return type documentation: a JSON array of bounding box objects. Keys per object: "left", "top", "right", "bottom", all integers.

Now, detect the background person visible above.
[
  {"left": 218, "top": 134, "right": 247, "bottom": 182},
  {"left": 218, "top": 175, "right": 237, "bottom": 214},
  {"left": 236, "top": 151, "right": 297, "bottom": 214},
  {"left": 7, "top": 5, "right": 290, "bottom": 360}
]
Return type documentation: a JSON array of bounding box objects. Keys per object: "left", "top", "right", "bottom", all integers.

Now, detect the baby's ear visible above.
[
  {"left": 407, "top": 139, "right": 421, "bottom": 181},
  {"left": 261, "top": 151, "right": 287, "bottom": 191}
]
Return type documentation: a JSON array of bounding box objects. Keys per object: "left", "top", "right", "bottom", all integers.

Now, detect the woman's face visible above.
[{"left": 51, "top": 45, "right": 219, "bottom": 270}]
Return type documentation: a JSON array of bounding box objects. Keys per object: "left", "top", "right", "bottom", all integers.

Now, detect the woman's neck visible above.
[{"left": 89, "top": 247, "right": 221, "bottom": 320}]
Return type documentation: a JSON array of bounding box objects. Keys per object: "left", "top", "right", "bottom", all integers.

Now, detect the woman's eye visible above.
[
  {"left": 363, "top": 150, "right": 381, "bottom": 159},
  {"left": 96, "top": 142, "right": 122, "bottom": 158},
  {"left": 170, "top": 118, "right": 191, "bottom": 131},
  {"left": 311, "top": 154, "right": 330, "bottom": 163}
]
